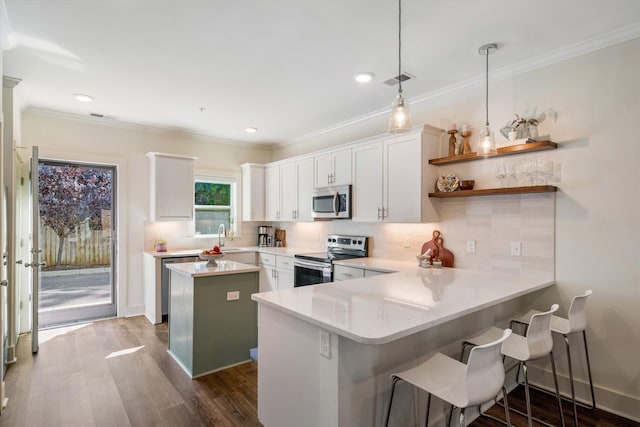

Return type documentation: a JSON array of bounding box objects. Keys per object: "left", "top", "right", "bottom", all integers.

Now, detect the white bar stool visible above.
[
  {"left": 511, "top": 290, "right": 595, "bottom": 427},
  {"left": 384, "top": 328, "right": 512, "bottom": 427},
  {"left": 461, "top": 304, "right": 565, "bottom": 427}
]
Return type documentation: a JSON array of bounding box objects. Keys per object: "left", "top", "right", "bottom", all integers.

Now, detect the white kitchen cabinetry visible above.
[
  {"left": 314, "top": 148, "right": 351, "bottom": 188},
  {"left": 147, "top": 152, "right": 197, "bottom": 221},
  {"left": 269, "top": 158, "right": 314, "bottom": 222},
  {"left": 258, "top": 253, "right": 294, "bottom": 292},
  {"left": 333, "top": 265, "right": 365, "bottom": 281},
  {"left": 265, "top": 165, "right": 281, "bottom": 221},
  {"left": 333, "top": 264, "right": 390, "bottom": 281},
  {"left": 240, "top": 163, "right": 265, "bottom": 221},
  {"left": 352, "top": 125, "right": 442, "bottom": 222}
]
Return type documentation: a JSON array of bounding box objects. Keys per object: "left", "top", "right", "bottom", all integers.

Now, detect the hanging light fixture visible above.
[
  {"left": 388, "top": 0, "right": 411, "bottom": 133},
  {"left": 478, "top": 43, "right": 498, "bottom": 155}
]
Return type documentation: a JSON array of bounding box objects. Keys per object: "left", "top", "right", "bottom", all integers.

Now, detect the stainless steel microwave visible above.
[{"left": 311, "top": 185, "right": 351, "bottom": 220}]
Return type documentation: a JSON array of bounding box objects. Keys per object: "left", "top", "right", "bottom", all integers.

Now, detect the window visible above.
[{"left": 193, "top": 176, "right": 237, "bottom": 237}]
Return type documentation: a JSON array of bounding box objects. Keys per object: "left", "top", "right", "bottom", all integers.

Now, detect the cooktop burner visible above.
[{"left": 294, "top": 234, "right": 368, "bottom": 264}]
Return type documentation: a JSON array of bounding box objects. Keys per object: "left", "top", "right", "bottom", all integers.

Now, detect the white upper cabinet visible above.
[
  {"left": 352, "top": 142, "right": 384, "bottom": 222},
  {"left": 352, "top": 125, "right": 443, "bottom": 223},
  {"left": 265, "top": 165, "right": 281, "bottom": 221},
  {"left": 240, "top": 163, "right": 265, "bottom": 222},
  {"left": 279, "top": 157, "right": 314, "bottom": 221},
  {"left": 314, "top": 148, "right": 351, "bottom": 188},
  {"left": 147, "top": 152, "right": 197, "bottom": 221}
]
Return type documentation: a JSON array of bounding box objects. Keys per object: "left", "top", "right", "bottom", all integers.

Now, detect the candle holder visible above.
[
  {"left": 461, "top": 130, "right": 472, "bottom": 154},
  {"left": 447, "top": 129, "right": 458, "bottom": 157}
]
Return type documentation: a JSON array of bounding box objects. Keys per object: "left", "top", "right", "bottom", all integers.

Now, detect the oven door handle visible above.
[{"left": 294, "top": 259, "right": 332, "bottom": 273}]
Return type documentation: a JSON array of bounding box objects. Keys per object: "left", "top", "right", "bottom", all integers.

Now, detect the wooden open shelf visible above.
[
  {"left": 429, "top": 140, "right": 557, "bottom": 166},
  {"left": 428, "top": 185, "right": 557, "bottom": 198}
]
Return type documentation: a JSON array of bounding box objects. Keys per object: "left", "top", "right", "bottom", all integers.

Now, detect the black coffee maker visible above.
[{"left": 257, "top": 226, "right": 273, "bottom": 247}]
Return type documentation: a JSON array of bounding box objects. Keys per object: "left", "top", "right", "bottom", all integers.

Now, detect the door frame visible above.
[
  {"left": 37, "top": 158, "right": 118, "bottom": 328},
  {"left": 34, "top": 148, "right": 129, "bottom": 320}
]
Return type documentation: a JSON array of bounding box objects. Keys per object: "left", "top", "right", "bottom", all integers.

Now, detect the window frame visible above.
[{"left": 190, "top": 173, "right": 238, "bottom": 239}]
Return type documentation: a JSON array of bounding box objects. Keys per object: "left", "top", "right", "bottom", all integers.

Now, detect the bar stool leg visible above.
[
  {"left": 384, "top": 377, "right": 401, "bottom": 427},
  {"left": 522, "top": 362, "right": 533, "bottom": 427},
  {"left": 458, "top": 408, "right": 466, "bottom": 427},
  {"left": 583, "top": 331, "right": 597, "bottom": 410},
  {"left": 564, "top": 334, "right": 579, "bottom": 426},
  {"left": 502, "top": 386, "right": 512, "bottom": 427},
  {"left": 550, "top": 350, "right": 567, "bottom": 427},
  {"left": 424, "top": 392, "right": 432, "bottom": 427}
]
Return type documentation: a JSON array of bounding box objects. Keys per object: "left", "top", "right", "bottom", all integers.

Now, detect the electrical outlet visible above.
[
  {"left": 511, "top": 241, "right": 521, "bottom": 257},
  {"left": 226, "top": 291, "right": 240, "bottom": 301},
  {"left": 403, "top": 236, "right": 410, "bottom": 248},
  {"left": 319, "top": 330, "right": 331, "bottom": 358},
  {"left": 466, "top": 240, "right": 476, "bottom": 253}
]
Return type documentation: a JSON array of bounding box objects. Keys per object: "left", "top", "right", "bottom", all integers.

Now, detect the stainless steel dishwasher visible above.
[{"left": 161, "top": 256, "right": 199, "bottom": 321}]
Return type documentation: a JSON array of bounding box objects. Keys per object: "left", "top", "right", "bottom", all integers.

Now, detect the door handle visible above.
[
  {"left": 0, "top": 280, "right": 8, "bottom": 287},
  {"left": 16, "top": 260, "right": 23, "bottom": 264},
  {"left": 25, "top": 262, "right": 47, "bottom": 268}
]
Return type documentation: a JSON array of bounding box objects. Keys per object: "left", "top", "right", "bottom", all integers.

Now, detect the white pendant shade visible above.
[{"left": 389, "top": 93, "right": 412, "bottom": 133}]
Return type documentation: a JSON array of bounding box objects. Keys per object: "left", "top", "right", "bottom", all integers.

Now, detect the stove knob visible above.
[
  {"left": 352, "top": 239, "right": 356, "bottom": 244},
  {"left": 327, "top": 238, "right": 331, "bottom": 243},
  {"left": 358, "top": 240, "right": 363, "bottom": 244},
  {"left": 332, "top": 238, "right": 337, "bottom": 243}
]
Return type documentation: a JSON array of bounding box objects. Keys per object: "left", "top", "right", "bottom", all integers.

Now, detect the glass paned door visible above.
[{"left": 36, "top": 158, "right": 117, "bottom": 329}]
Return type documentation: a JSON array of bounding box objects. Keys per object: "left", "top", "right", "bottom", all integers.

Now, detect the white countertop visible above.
[
  {"left": 252, "top": 267, "right": 554, "bottom": 345},
  {"left": 166, "top": 260, "right": 260, "bottom": 277},
  {"left": 144, "top": 246, "right": 306, "bottom": 258}
]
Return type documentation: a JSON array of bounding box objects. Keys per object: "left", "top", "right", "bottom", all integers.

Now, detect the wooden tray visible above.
[{"left": 420, "top": 230, "right": 454, "bottom": 267}]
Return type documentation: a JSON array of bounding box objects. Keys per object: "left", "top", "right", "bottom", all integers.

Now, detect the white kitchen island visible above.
[{"left": 251, "top": 266, "right": 554, "bottom": 427}]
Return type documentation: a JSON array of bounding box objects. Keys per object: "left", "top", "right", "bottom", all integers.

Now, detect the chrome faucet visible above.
[{"left": 218, "top": 223, "right": 226, "bottom": 247}]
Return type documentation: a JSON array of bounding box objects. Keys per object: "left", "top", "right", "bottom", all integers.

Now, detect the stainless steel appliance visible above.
[
  {"left": 294, "top": 234, "right": 368, "bottom": 287},
  {"left": 258, "top": 225, "right": 274, "bottom": 247},
  {"left": 311, "top": 185, "right": 352, "bottom": 220},
  {"left": 161, "top": 255, "right": 199, "bottom": 321}
]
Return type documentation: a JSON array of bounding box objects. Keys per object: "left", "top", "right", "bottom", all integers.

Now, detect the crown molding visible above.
[
  {"left": 286, "top": 22, "right": 640, "bottom": 146},
  {"left": 26, "top": 107, "right": 277, "bottom": 150}
]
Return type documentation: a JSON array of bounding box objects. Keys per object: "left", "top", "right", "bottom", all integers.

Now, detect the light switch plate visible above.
[
  {"left": 227, "top": 291, "right": 240, "bottom": 301},
  {"left": 319, "top": 330, "right": 331, "bottom": 358},
  {"left": 511, "top": 241, "right": 522, "bottom": 257},
  {"left": 467, "top": 240, "right": 476, "bottom": 253}
]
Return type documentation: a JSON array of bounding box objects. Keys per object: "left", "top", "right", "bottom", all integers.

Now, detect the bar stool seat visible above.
[
  {"left": 384, "top": 329, "right": 512, "bottom": 427},
  {"left": 461, "top": 304, "right": 565, "bottom": 427},
  {"left": 512, "top": 290, "right": 595, "bottom": 427}
]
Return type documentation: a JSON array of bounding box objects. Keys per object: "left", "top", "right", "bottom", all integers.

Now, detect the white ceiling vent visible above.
[{"left": 384, "top": 72, "right": 415, "bottom": 86}]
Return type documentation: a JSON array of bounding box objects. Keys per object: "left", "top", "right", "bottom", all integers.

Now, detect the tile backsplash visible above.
[
  {"left": 143, "top": 193, "right": 555, "bottom": 278},
  {"left": 276, "top": 193, "right": 555, "bottom": 277}
]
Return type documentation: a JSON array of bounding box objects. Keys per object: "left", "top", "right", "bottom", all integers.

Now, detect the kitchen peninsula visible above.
[
  {"left": 167, "top": 260, "right": 260, "bottom": 378},
  {"left": 251, "top": 265, "right": 554, "bottom": 427}
]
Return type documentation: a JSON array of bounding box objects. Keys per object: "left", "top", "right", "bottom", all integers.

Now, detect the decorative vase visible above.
[{"left": 156, "top": 242, "right": 167, "bottom": 252}]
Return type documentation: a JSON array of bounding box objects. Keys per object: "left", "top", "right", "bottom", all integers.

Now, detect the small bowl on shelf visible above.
[
  {"left": 199, "top": 252, "right": 224, "bottom": 266},
  {"left": 458, "top": 180, "right": 475, "bottom": 191}
]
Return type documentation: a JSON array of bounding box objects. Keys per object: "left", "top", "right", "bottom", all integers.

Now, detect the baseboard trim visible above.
[
  {"left": 124, "top": 305, "right": 145, "bottom": 318},
  {"left": 525, "top": 364, "right": 640, "bottom": 423}
]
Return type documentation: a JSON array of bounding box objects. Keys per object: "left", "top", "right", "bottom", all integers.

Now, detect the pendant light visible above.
[
  {"left": 478, "top": 43, "right": 497, "bottom": 155},
  {"left": 388, "top": 0, "right": 411, "bottom": 133}
]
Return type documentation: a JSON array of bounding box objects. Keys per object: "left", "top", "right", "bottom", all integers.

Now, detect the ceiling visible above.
[{"left": 3, "top": 0, "right": 640, "bottom": 147}]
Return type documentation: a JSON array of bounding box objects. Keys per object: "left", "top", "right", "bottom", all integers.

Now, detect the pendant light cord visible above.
[
  {"left": 485, "top": 48, "right": 489, "bottom": 127},
  {"left": 398, "top": 0, "right": 402, "bottom": 94}
]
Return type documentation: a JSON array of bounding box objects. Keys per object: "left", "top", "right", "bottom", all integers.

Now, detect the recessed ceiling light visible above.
[
  {"left": 245, "top": 127, "right": 258, "bottom": 133},
  {"left": 354, "top": 72, "right": 375, "bottom": 83},
  {"left": 74, "top": 93, "right": 93, "bottom": 103}
]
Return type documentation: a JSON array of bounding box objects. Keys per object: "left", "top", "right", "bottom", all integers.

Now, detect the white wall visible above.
[
  {"left": 20, "top": 111, "right": 273, "bottom": 316},
  {"left": 274, "top": 39, "right": 640, "bottom": 420}
]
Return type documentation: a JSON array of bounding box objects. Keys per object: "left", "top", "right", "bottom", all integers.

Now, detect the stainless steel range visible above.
[{"left": 293, "top": 234, "right": 368, "bottom": 287}]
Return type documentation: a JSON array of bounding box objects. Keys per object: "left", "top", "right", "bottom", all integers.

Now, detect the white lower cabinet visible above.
[
  {"left": 352, "top": 125, "right": 443, "bottom": 223},
  {"left": 333, "top": 264, "right": 390, "bottom": 281},
  {"left": 333, "top": 265, "right": 365, "bottom": 281},
  {"left": 258, "top": 253, "right": 294, "bottom": 291}
]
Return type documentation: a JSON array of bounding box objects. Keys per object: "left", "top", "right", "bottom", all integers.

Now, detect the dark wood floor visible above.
[{"left": 0, "top": 316, "right": 637, "bottom": 427}]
